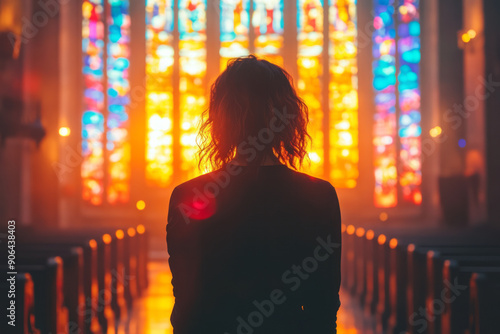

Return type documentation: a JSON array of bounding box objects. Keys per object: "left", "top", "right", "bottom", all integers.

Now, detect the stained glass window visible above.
[
  {"left": 82, "top": 0, "right": 106, "bottom": 205},
  {"left": 80, "top": 0, "right": 422, "bottom": 210},
  {"left": 397, "top": 0, "right": 421, "bottom": 205},
  {"left": 179, "top": 0, "right": 207, "bottom": 179},
  {"left": 252, "top": 0, "right": 284, "bottom": 65},
  {"left": 297, "top": 0, "right": 324, "bottom": 177},
  {"left": 145, "top": 0, "right": 175, "bottom": 186},
  {"left": 372, "top": 0, "right": 421, "bottom": 207},
  {"left": 82, "top": 0, "right": 131, "bottom": 205},
  {"left": 106, "top": 0, "right": 131, "bottom": 204},
  {"left": 220, "top": 0, "right": 251, "bottom": 69},
  {"left": 372, "top": 0, "right": 398, "bottom": 208},
  {"left": 329, "top": 0, "right": 359, "bottom": 188}
]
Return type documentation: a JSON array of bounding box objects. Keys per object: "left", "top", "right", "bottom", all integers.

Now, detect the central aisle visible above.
[{"left": 126, "top": 260, "right": 374, "bottom": 334}]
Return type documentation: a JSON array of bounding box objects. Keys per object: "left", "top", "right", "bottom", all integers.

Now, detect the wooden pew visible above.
[
  {"left": 17, "top": 231, "right": 112, "bottom": 334},
  {"left": 1, "top": 256, "right": 67, "bottom": 334},
  {"left": 426, "top": 251, "right": 500, "bottom": 334},
  {"left": 366, "top": 229, "right": 499, "bottom": 334},
  {"left": 468, "top": 272, "right": 500, "bottom": 334},
  {"left": 136, "top": 224, "right": 149, "bottom": 294},
  {"left": 14, "top": 224, "right": 148, "bottom": 333},
  {"left": 441, "top": 261, "right": 500, "bottom": 334},
  {"left": 406, "top": 245, "right": 500, "bottom": 333},
  {"left": 123, "top": 227, "right": 139, "bottom": 306},
  {"left": 1, "top": 272, "right": 38, "bottom": 334}
]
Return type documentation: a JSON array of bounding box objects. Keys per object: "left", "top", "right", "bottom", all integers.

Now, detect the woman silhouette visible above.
[{"left": 167, "top": 55, "right": 342, "bottom": 334}]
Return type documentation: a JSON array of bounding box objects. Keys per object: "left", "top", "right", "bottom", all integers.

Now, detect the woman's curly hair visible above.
[{"left": 197, "top": 55, "right": 311, "bottom": 171}]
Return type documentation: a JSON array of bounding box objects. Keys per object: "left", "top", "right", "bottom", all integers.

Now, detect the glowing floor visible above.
[{"left": 125, "top": 260, "right": 374, "bottom": 334}]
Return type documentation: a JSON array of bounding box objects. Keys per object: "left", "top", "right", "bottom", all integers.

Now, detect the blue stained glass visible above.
[
  {"left": 402, "top": 49, "right": 420, "bottom": 63},
  {"left": 108, "top": 88, "right": 118, "bottom": 97},
  {"left": 83, "top": 111, "right": 104, "bottom": 125},
  {"left": 409, "top": 21, "right": 420, "bottom": 36},
  {"left": 109, "top": 104, "right": 125, "bottom": 112}
]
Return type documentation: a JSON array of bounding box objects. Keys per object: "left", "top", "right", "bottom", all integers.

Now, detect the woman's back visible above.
[{"left": 167, "top": 164, "right": 342, "bottom": 333}]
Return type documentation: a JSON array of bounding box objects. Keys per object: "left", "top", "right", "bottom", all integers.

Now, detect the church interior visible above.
[{"left": 1, "top": 0, "right": 500, "bottom": 333}]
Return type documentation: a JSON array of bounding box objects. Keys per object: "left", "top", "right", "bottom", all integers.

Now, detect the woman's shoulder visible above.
[{"left": 288, "top": 168, "right": 337, "bottom": 193}]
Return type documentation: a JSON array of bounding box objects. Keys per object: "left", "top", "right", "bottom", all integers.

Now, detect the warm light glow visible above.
[
  {"left": 378, "top": 234, "right": 387, "bottom": 245},
  {"left": 429, "top": 126, "right": 442, "bottom": 137},
  {"left": 179, "top": 0, "right": 207, "bottom": 180},
  {"left": 355, "top": 227, "right": 365, "bottom": 237},
  {"left": 467, "top": 29, "right": 477, "bottom": 39},
  {"left": 366, "top": 230, "right": 375, "bottom": 240},
  {"left": 59, "top": 127, "right": 71, "bottom": 137},
  {"left": 145, "top": 0, "right": 175, "bottom": 186},
  {"left": 136, "top": 224, "right": 146, "bottom": 234},
  {"left": 389, "top": 238, "right": 398, "bottom": 249},
  {"left": 127, "top": 227, "right": 136, "bottom": 237},
  {"left": 329, "top": 0, "right": 359, "bottom": 188},
  {"left": 413, "top": 190, "right": 422, "bottom": 204},
  {"left": 89, "top": 239, "right": 97, "bottom": 249},
  {"left": 346, "top": 224, "right": 355, "bottom": 235},
  {"left": 462, "top": 33, "right": 471, "bottom": 43},
  {"left": 408, "top": 243, "right": 415, "bottom": 252},
  {"left": 379, "top": 211, "right": 388, "bottom": 221},
  {"left": 102, "top": 234, "right": 112, "bottom": 244},
  {"left": 136, "top": 200, "right": 146, "bottom": 211},
  {"left": 341, "top": 223, "right": 346, "bottom": 233},
  {"left": 298, "top": 0, "right": 324, "bottom": 178},
  {"left": 115, "top": 229, "right": 125, "bottom": 240}
]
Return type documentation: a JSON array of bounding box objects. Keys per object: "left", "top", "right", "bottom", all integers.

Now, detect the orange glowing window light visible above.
[
  {"left": 366, "top": 229, "right": 375, "bottom": 240},
  {"left": 297, "top": 0, "right": 324, "bottom": 178},
  {"left": 102, "top": 234, "right": 112, "bottom": 244},
  {"left": 136, "top": 224, "right": 146, "bottom": 234},
  {"left": 145, "top": 0, "right": 175, "bottom": 186},
  {"left": 115, "top": 229, "right": 125, "bottom": 239},
  {"left": 378, "top": 234, "right": 387, "bottom": 245},
  {"left": 341, "top": 223, "right": 347, "bottom": 233},
  {"left": 127, "top": 227, "right": 136, "bottom": 237},
  {"left": 329, "top": 0, "right": 359, "bottom": 188},
  {"left": 179, "top": 0, "right": 207, "bottom": 180}
]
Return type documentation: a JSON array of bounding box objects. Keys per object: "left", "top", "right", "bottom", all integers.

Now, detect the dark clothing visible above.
[{"left": 167, "top": 164, "right": 342, "bottom": 334}]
